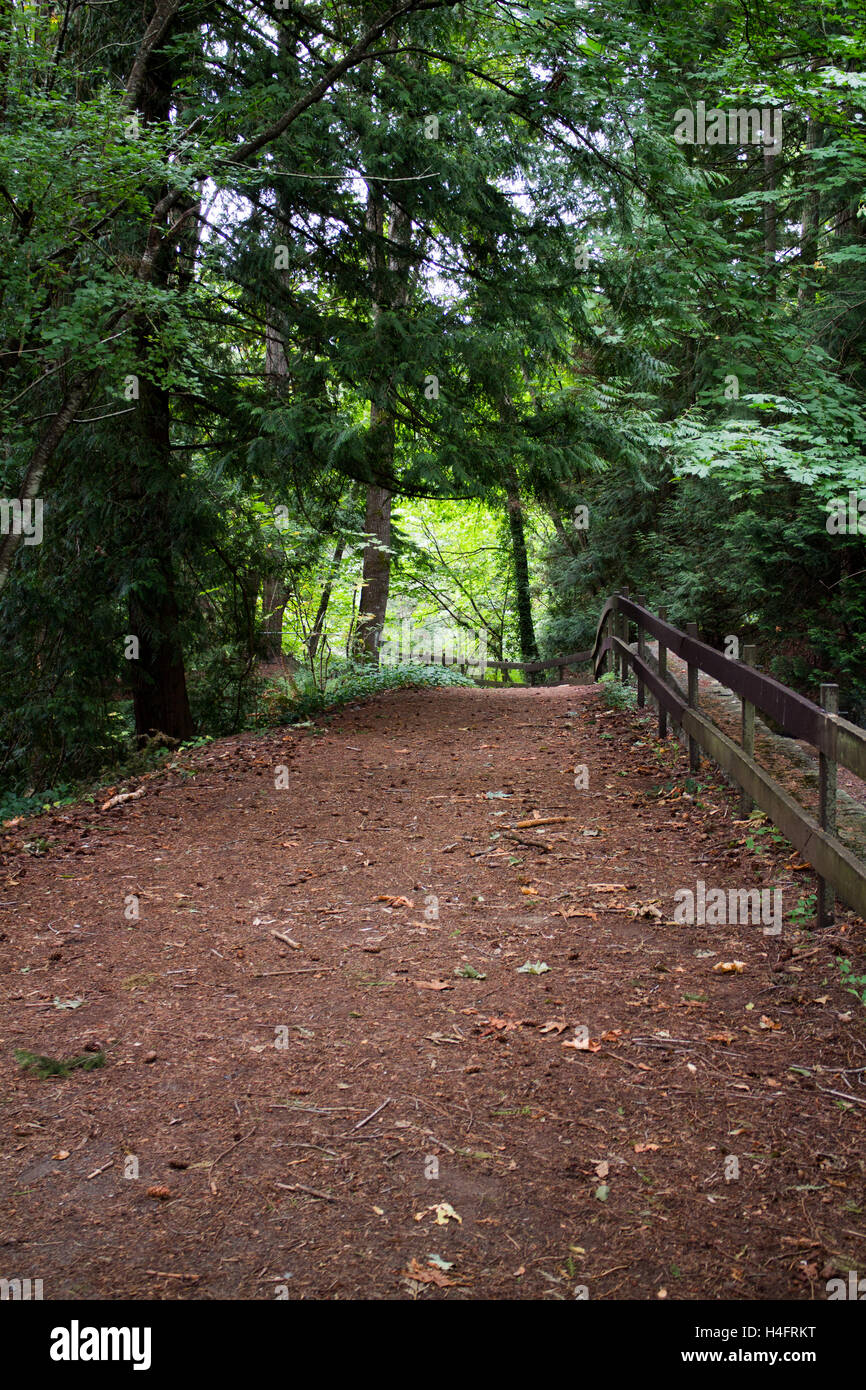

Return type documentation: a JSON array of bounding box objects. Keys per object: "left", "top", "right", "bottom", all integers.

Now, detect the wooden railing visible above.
[
  {"left": 439, "top": 651, "right": 592, "bottom": 682},
  {"left": 481, "top": 651, "right": 592, "bottom": 682},
  {"left": 593, "top": 590, "right": 866, "bottom": 925}
]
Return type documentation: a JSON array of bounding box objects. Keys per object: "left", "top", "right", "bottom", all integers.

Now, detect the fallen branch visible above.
[
  {"left": 514, "top": 817, "right": 575, "bottom": 829},
  {"left": 817, "top": 1087, "right": 866, "bottom": 1108},
  {"left": 101, "top": 787, "right": 145, "bottom": 812},
  {"left": 353, "top": 1097, "right": 392, "bottom": 1131}
]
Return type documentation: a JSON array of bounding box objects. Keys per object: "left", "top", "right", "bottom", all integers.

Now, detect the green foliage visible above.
[
  {"left": 836, "top": 958, "right": 866, "bottom": 1010},
  {"left": 5, "top": 0, "right": 866, "bottom": 799},
  {"left": 14, "top": 1049, "right": 106, "bottom": 1079},
  {"left": 256, "top": 661, "right": 474, "bottom": 728},
  {"left": 788, "top": 893, "right": 818, "bottom": 927},
  {"left": 598, "top": 672, "right": 637, "bottom": 711}
]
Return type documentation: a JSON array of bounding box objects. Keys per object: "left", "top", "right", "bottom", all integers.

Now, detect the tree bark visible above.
[
  {"left": 355, "top": 178, "right": 410, "bottom": 661},
  {"left": 262, "top": 575, "right": 288, "bottom": 662},
  {"left": 126, "top": 372, "right": 195, "bottom": 742},
  {"left": 506, "top": 484, "right": 539, "bottom": 678},
  {"left": 763, "top": 149, "right": 777, "bottom": 276},
  {"left": 799, "top": 114, "right": 820, "bottom": 308},
  {"left": 128, "top": 554, "right": 194, "bottom": 741},
  {"left": 125, "top": 13, "right": 194, "bottom": 742}
]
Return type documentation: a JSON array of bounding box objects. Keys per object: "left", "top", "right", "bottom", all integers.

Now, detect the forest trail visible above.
[{"left": 1, "top": 684, "right": 864, "bottom": 1300}]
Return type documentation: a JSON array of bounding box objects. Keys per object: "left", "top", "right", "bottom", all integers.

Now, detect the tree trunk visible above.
[
  {"left": 763, "top": 149, "right": 777, "bottom": 276},
  {"left": 357, "top": 478, "right": 392, "bottom": 661},
  {"left": 125, "top": 26, "right": 194, "bottom": 742},
  {"left": 127, "top": 374, "right": 195, "bottom": 742},
  {"left": 506, "top": 485, "right": 539, "bottom": 680},
  {"left": 799, "top": 114, "right": 820, "bottom": 308},
  {"left": 262, "top": 575, "right": 288, "bottom": 662},
  {"left": 355, "top": 177, "right": 410, "bottom": 662},
  {"left": 129, "top": 549, "right": 194, "bottom": 742}
]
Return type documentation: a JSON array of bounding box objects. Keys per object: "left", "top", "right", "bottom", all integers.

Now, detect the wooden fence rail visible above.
[
  {"left": 592, "top": 591, "right": 866, "bottom": 924},
  {"left": 439, "top": 651, "right": 592, "bottom": 681}
]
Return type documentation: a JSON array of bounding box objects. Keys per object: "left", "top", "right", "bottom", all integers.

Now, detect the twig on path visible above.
[
  {"left": 504, "top": 834, "right": 553, "bottom": 852},
  {"left": 275, "top": 1182, "right": 338, "bottom": 1202},
  {"left": 353, "top": 1097, "right": 392, "bottom": 1130},
  {"left": 283, "top": 1142, "right": 339, "bottom": 1156},
  {"left": 208, "top": 1126, "right": 255, "bottom": 1194},
  {"left": 817, "top": 1087, "right": 866, "bottom": 1107},
  {"left": 599, "top": 1049, "right": 650, "bottom": 1072},
  {"left": 514, "top": 817, "right": 575, "bottom": 829},
  {"left": 251, "top": 968, "right": 336, "bottom": 977},
  {"left": 271, "top": 931, "right": 302, "bottom": 948},
  {"left": 85, "top": 1160, "right": 114, "bottom": 1180}
]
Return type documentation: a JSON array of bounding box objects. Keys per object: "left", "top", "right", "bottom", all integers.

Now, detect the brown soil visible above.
[{"left": 1, "top": 684, "right": 864, "bottom": 1300}]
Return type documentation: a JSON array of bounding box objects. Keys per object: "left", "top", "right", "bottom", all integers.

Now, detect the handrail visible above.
[
  {"left": 594, "top": 594, "right": 866, "bottom": 778},
  {"left": 591, "top": 591, "right": 866, "bottom": 922},
  {"left": 484, "top": 650, "right": 592, "bottom": 675}
]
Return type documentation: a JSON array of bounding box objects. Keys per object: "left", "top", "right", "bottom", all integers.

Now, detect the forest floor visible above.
[{"left": 1, "top": 683, "right": 865, "bottom": 1300}]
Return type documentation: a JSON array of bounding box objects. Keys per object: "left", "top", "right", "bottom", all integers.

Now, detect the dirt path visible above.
[{"left": 1, "top": 684, "right": 865, "bottom": 1300}]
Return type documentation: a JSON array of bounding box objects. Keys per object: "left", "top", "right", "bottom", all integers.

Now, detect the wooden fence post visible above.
[
  {"left": 619, "top": 588, "right": 630, "bottom": 683},
  {"left": 739, "top": 644, "right": 757, "bottom": 818},
  {"left": 818, "top": 683, "right": 839, "bottom": 929},
  {"left": 657, "top": 605, "right": 668, "bottom": 739},
  {"left": 686, "top": 621, "right": 700, "bottom": 773},
  {"left": 635, "top": 593, "right": 646, "bottom": 708}
]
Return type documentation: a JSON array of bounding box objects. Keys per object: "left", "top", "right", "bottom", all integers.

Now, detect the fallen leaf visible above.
[
  {"left": 595, "top": 1161, "right": 610, "bottom": 1179},
  {"left": 517, "top": 961, "right": 550, "bottom": 975},
  {"left": 540, "top": 1019, "right": 568, "bottom": 1034},
  {"left": 759, "top": 1015, "right": 781, "bottom": 1030},
  {"left": 413, "top": 979, "right": 453, "bottom": 991},
  {"left": 415, "top": 1202, "right": 462, "bottom": 1226},
  {"left": 402, "top": 1257, "right": 462, "bottom": 1287},
  {"left": 634, "top": 1143, "right": 660, "bottom": 1153},
  {"left": 587, "top": 883, "right": 628, "bottom": 892},
  {"left": 594, "top": 1184, "right": 610, "bottom": 1201}
]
